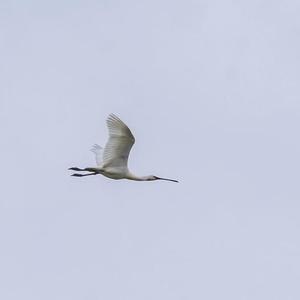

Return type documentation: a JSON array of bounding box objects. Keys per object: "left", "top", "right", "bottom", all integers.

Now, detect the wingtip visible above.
[
  {"left": 108, "top": 113, "right": 117, "bottom": 119},
  {"left": 90, "top": 144, "right": 103, "bottom": 152}
]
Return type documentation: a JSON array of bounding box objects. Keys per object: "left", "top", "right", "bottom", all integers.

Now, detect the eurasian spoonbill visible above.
[{"left": 69, "top": 114, "right": 178, "bottom": 183}]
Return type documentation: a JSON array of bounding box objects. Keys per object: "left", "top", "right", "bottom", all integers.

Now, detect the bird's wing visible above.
[
  {"left": 102, "top": 114, "right": 135, "bottom": 168},
  {"left": 90, "top": 144, "right": 103, "bottom": 166}
]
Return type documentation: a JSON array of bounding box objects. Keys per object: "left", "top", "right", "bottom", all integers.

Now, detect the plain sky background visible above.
[{"left": 1, "top": 0, "right": 300, "bottom": 299}]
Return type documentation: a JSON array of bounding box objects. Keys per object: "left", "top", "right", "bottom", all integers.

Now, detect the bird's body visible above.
[{"left": 69, "top": 114, "right": 178, "bottom": 183}]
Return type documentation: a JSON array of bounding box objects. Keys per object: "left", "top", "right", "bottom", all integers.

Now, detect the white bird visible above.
[{"left": 69, "top": 114, "right": 178, "bottom": 183}]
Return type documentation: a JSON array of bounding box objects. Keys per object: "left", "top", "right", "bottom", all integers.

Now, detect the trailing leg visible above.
[
  {"left": 69, "top": 167, "right": 86, "bottom": 171},
  {"left": 71, "top": 172, "right": 97, "bottom": 177},
  {"left": 69, "top": 167, "right": 101, "bottom": 172}
]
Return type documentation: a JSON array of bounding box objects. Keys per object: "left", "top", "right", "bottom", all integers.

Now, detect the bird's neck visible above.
[{"left": 126, "top": 172, "right": 149, "bottom": 181}]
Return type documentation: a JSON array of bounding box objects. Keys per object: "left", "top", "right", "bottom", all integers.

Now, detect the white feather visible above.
[
  {"left": 90, "top": 144, "right": 103, "bottom": 166},
  {"left": 102, "top": 114, "right": 135, "bottom": 169}
]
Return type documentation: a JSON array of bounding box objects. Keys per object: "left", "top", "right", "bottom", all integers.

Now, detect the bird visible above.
[{"left": 69, "top": 114, "right": 178, "bottom": 183}]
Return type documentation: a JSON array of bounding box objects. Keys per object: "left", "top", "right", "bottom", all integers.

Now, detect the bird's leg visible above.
[
  {"left": 69, "top": 167, "right": 86, "bottom": 171},
  {"left": 71, "top": 172, "right": 97, "bottom": 177},
  {"left": 69, "top": 167, "right": 100, "bottom": 172},
  {"left": 83, "top": 167, "right": 100, "bottom": 172}
]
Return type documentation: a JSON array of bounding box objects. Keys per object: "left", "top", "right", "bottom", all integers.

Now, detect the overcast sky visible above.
[{"left": 1, "top": 0, "right": 300, "bottom": 299}]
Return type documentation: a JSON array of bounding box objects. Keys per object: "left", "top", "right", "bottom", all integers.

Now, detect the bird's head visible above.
[{"left": 146, "top": 175, "right": 178, "bottom": 183}]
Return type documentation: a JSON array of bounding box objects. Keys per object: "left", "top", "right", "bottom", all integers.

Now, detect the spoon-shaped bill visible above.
[{"left": 156, "top": 176, "right": 179, "bottom": 183}]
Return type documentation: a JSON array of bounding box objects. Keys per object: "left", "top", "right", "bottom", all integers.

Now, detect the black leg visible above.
[
  {"left": 69, "top": 167, "right": 86, "bottom": 171},
  {"left": 71, "top": 173, "right": 97, "bottom": 177}
]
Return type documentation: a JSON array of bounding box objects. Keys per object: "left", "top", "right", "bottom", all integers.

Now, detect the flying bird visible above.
[{"left": 69, "top": 114, "right": 178, "bottom": 183}]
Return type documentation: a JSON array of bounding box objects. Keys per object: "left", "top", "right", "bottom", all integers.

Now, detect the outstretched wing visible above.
[
  {"left": 91, "top": 144, "right": 103, "bottom": 166},
  {"left": 102, "top": 114, "right": 135, "bottom": 168}
]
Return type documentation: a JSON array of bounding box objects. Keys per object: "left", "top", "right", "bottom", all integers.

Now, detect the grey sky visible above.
[{"left": 1, "top": 0, "right": 300, "bottom": 299}]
